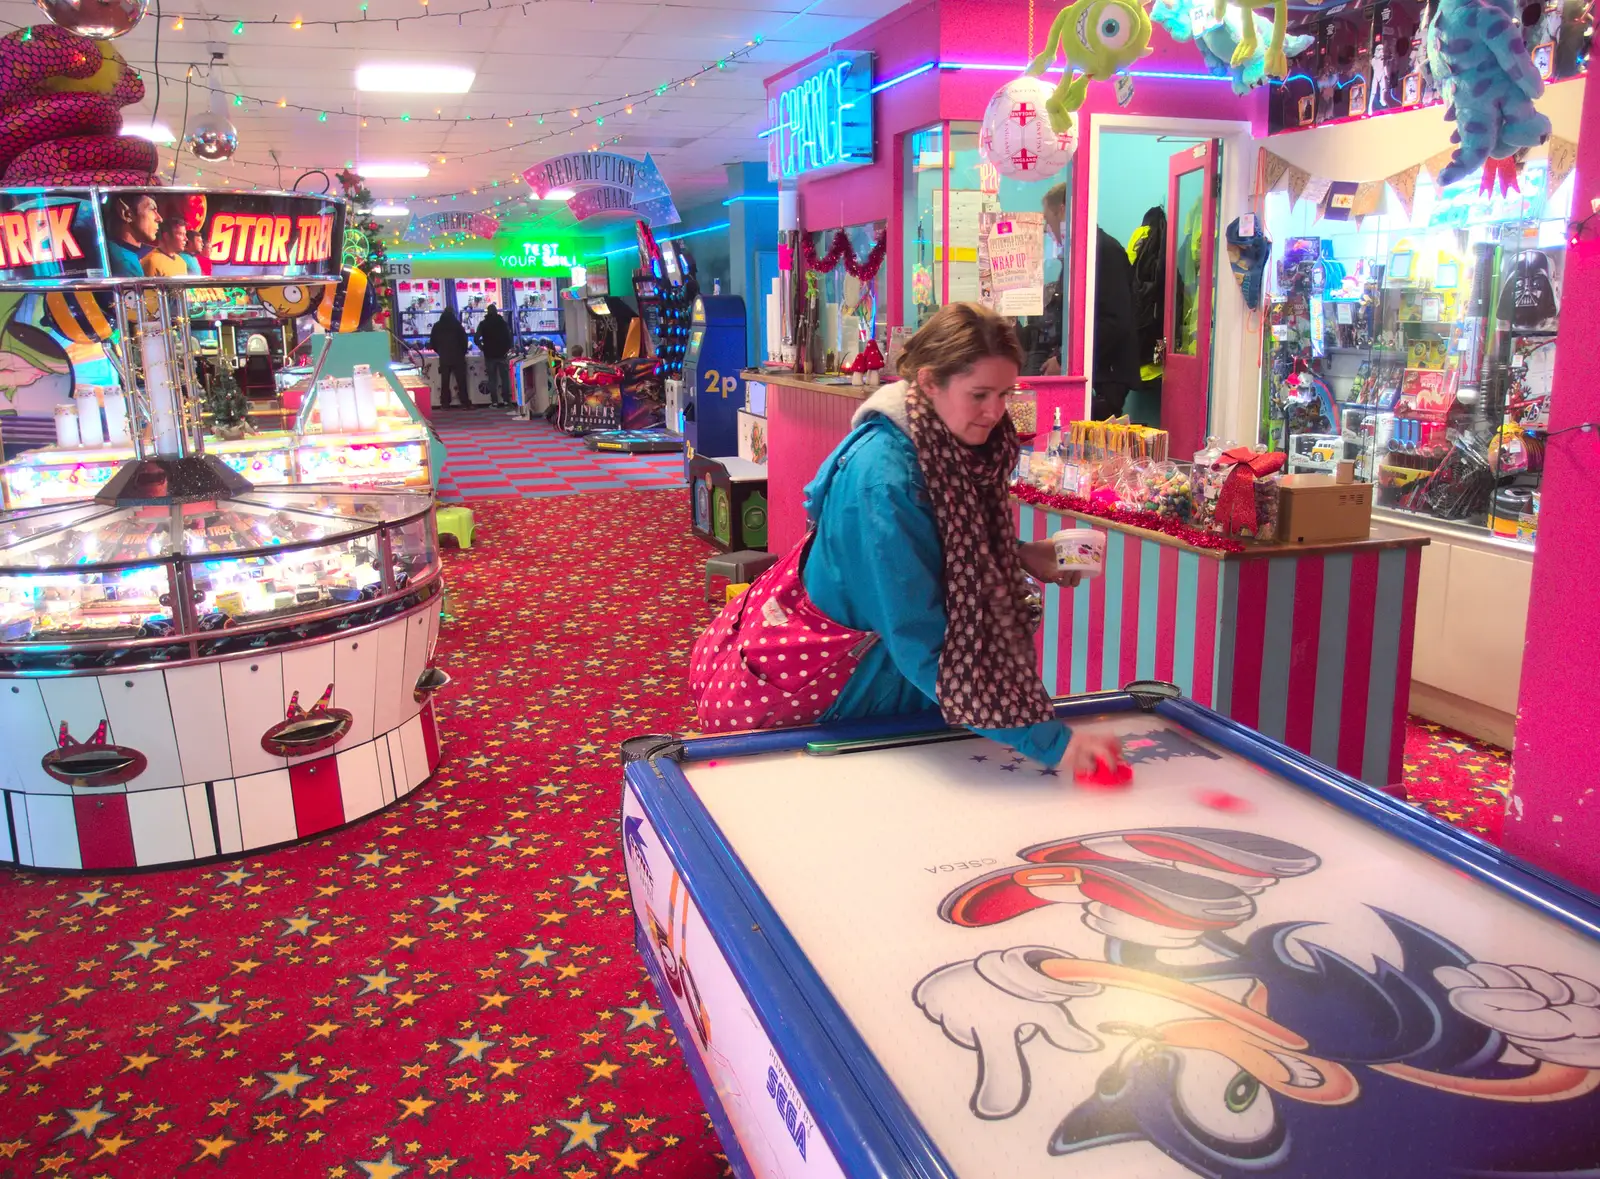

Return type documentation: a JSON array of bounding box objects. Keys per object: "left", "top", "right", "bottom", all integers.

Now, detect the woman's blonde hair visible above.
[{"left": 900, "top": 302, "right": 1023, "bottom": 390}]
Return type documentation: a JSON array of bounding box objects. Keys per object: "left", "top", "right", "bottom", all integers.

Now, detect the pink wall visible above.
[{"left": 1504, "top": 74, "right": 1600, "bottom": 894}]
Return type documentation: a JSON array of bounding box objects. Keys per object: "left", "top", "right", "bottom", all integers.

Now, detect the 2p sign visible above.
[{"left": 765, "top": 51, "right": 875, "bottom": 181}]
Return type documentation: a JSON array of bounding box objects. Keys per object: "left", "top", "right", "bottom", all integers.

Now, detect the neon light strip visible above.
[
  {"left": 601, "top": 220, "right": 732, "bottom": 258},
  {"left": 759, "top": 59, "right": 1231, "bottom": 136},
  {"left": 722, "top": 195, "right": 781, "bottom": 205}
]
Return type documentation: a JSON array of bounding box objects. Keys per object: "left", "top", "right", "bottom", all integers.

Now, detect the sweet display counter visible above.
[{"left": 0, "top": 486, "right": 443, "bottom": 871}]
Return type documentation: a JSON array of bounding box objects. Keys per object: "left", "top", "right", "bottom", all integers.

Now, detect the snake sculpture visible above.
[{"left": 0, "top": 24, "right": 158, "bottom": 186}]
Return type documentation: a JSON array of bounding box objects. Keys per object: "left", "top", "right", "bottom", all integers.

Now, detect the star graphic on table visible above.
[
  {"left": 357, "top": 1149, "right": 410, "bottom": 1179},
  {"left": 556, "top": 1111, "right": 608, "bottom": 1154},
  {"left": 446, "top": 1031, "right": 496, "bottom": 1063},
  {"left": 56, "top": 1100, "right": 115, "bottom": 1140}
]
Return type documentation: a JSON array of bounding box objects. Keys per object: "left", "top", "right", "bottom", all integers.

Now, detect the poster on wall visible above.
[{"left": 978, "top": 212, "right": 1045, "bottom": 317}]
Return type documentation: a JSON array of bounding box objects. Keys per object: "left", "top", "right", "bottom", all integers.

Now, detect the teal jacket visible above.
[{"left": 800, "top": 383, "right": 1070, "bottom": 765}]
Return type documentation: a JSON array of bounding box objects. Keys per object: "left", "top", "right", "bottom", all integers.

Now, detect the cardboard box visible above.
[
  {"left": 1277, "top": 473, "right": 1374, "bottom": 543},
  {"left": 737, "top": 409, "right": 768, "bottom": 465}
]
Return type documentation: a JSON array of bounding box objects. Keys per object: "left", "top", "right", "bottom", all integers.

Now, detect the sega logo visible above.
[{"left": 765, "top": 1066, "right": 809, "bottom": 1159}]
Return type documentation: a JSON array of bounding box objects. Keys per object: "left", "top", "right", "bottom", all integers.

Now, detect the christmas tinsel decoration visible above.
[
  {"left": 802, "top": 228, "right": 888, "bottom": 283},
  {"left": 1011, "top": 482, "right": 1246, "bottom": 553}
]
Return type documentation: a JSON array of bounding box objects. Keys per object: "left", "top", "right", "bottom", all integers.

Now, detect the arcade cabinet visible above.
[{"left": 682, "top": 294, "right": 749, "bottom": 469}]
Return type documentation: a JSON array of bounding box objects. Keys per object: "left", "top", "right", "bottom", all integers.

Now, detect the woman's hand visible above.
[
  {"left": 1062, "top": 730, "right": 1126, "bottom": 778},
  {"left": 1019, "top": 539, "right": 1083, "bottom": 589}
]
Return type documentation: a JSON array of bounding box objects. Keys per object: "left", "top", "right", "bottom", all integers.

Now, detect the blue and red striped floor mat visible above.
[{"left": 433, "top": 410, "right": 686, "bottom": 500}]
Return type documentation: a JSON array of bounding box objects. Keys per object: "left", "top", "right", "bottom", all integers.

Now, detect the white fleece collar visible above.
[{"left": 851, "top": 380, "right": 911, "bottom": 433}]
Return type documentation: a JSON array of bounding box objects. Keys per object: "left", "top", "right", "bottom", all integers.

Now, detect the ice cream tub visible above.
[{"left": 1052, "top": 528, "right": 1106, "bottom": 576}]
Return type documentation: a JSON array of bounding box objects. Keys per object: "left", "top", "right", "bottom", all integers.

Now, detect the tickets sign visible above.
[{"left": 0, "top": 187, "right": 347, "bottom": 287}]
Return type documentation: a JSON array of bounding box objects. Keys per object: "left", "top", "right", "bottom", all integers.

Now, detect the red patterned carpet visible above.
[
  {"left": 0, "top": 492, "right": 1511, "bottom": 1178},
  {"left": 0, "top": 493, "right": 724, "bottom": 1179},
  {"left": 1403, "top": 718, "right": 1514, "bottom": 842}
]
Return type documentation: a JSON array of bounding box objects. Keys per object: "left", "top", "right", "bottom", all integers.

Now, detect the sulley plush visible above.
[{"left": 1424, "top": 0, "right": 1551, "bottom": 185}]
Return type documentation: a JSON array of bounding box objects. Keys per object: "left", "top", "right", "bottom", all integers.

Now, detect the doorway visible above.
[{"left": 1089, "top": 131, "right": 1216, "bottom": 444}]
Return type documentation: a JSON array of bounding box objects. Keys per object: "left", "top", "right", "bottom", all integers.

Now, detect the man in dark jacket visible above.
[
  {"left": 474, "top": 304, "right": 514, "bottom": 409},
  {"left": 428, "top": 308, "right": 471, "bottom": 408}
]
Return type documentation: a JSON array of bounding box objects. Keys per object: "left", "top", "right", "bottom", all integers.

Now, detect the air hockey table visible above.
[{"left": 620, "top": 687, "right": 1600, "bottom": 1179}]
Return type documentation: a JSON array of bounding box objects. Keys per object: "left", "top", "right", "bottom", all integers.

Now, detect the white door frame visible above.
[{"left": 1082, "top": 113, "right": 1261, "bottom": 446}]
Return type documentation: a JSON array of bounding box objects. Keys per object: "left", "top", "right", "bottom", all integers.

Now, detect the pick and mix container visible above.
[{"left": 1052, "top": 528, "right": 1106, "bottom": 575}]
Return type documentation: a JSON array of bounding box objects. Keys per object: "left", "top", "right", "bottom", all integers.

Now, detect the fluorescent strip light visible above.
[
  {"left": 122, "top": 120, "right": 176, "bottom": 145},
  {"left": 723, "top": 195, "right": 780, "bottom": 205},
  {"left": 356, "top": 163, "right": 431, "bottom": 179},
  {"left": 604, "top": 221, "right": 731, "bottom": 257},
  {"left": 371, "top": 204, "right": 410, "bottom": 217},
  {"left": 355, "top": 64, "right": 475, "bottom": 94}
]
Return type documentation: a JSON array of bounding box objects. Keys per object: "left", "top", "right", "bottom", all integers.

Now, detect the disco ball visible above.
[
  {"left": 35, "top": 0, "right": 149, "bottom": 38},
  {"left": 186, "top": 114, "right": 238, "bottom": 162}
]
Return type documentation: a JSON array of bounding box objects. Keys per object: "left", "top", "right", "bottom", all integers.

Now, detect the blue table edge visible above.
[{"left": 624, "top": 692, "right": 1600, "bottom": 1179}]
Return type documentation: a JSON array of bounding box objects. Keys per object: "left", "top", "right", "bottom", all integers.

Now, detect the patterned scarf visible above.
[{"left": 903, "top": 386, "right": 1055, "bottom": 730}]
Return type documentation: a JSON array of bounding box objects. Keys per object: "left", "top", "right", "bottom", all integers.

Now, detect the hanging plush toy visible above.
[
  {"left": 1150, "top": 0, "right": 1312, "bottom": 93},
  {"left": 1424, "top": 0, "right": 1551, "bottom": 187},
  {"left": 1027, "top": 0, "right": 1154, "bottom": 134},
  {"left": 1211, "top": 0, "right": 1292, "bottom": 78}
]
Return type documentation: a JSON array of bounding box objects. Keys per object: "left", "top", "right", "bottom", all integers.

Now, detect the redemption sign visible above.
[
  {"left": 765, "top": 51, "right": 874, "bottom": 182},
  {"left": 521, "top": 152, "right": 679, "bottom": 227},
  {"left": 0, "top": 188, "right": 346, "bottom": 287}
]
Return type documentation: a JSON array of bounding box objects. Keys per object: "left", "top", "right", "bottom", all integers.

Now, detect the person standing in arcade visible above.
[
  {"left": 692, "top": 303, "right": 1124, "bottom": 774},
  {"left": 428, "top": 308, "right": 471, "bottom": 409},
  {"left": 474, "top": 303, "right": 514, "bottom": 410}
]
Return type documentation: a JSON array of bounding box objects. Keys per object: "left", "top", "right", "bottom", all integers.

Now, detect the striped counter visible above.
[{"left": 1018, "top": 504, "right": 1426, "bottom": 792}]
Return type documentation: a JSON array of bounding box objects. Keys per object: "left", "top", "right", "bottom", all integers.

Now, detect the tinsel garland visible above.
[
  {"left": 1011, "top": 482, "right": 1246, "bottom": 553},
  {"left": 803, "top": 228, "right": 888, "bottom": 283}
]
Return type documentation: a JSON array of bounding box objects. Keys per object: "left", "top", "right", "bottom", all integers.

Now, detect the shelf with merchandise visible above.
[{"left": 1260, "top": 160, "right": 1568, "bottom": 547}]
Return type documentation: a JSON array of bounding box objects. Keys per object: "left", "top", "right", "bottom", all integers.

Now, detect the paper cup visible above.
[{"left": 1052, "top": 528, "right": 1106, "bottom": 576}]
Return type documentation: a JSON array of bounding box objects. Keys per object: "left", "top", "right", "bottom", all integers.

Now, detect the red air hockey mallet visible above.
[{"left": 1075, "top": 754, "right": 1133, "bottom": 790}]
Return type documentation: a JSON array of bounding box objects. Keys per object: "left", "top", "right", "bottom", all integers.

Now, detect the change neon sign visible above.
[{"left": 765, "top": 51, "right": 874, "bottom": 181}]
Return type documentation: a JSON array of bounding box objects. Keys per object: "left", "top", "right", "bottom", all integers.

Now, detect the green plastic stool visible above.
[{"left": 435, "top": 505, "right": 475, "bottom": 549}]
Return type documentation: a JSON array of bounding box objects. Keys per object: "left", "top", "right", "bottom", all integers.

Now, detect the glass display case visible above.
[
  {"left": 1261, "top": 159, "right": 1569, "bottom": 547},
  {"left": 0, "top": 486, "right": 438, "bottom": 670},
  {"left": 901, "top": 122, "right": 1069, "bottom": 374}
]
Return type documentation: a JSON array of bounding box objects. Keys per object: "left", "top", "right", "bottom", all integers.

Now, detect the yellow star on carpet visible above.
[
  {"left": 447, "top": 1031, "right": 496, "bottom": 1063},
  {"left": 186, "top": 998, "right": 232, "bottom": 1023},
  {"left": 607, "top": 1146, "right": 649, "bottom": 1172},
  {"left": 121, "top": 1051, "right": 161, "bottom": 1073},
  {"left": 72, "top": 888, "right": 109, "bottom": 907},
  {"left": 2, "top": 1026, "right": 49, "bottom": 1056},
  {"left": 217, "top": 869, "right": 252, "bottom": 887},
  {"left": 430, "top": 894, "right": 465, "bottom": 913},
  {"left": 568, "top": 873, "right": 604, "bottom": 892},
  {"left": 619, "top": 1002, "right": 663, "bottom": 1030},
  {"left": 194, "top": 1133, "right": 236, "bottom": 1162},
  {"left": 357, "top": 850, "right": 389, "bottom": 868},
  {"left": 397, "top": 1094, "right": 436, "bottom": 1120},
  {"left": 300, "top": 1094, "right": 338, "bottom": 1117},
  {"left": 518, "top": 944, "right": 555, "bottom": 968},
  {"left": 281, "top": 915, "right": 320, "bottom": 936},
  {"left": 123, "top": 938, "right": 164, "bottom": 960},
  {"left": 583, "top": 1059, "right": 622, "bottom": 1084},
  {"left": 262, "top": 1063, "right": 314, "bottom": 1098},
  {"left": 56, "top": 1100, "right": 115, "bottom": 1140},
  {"left": 357, "top": 970, "right": 400, "bottom": 995},
  {"left": 556, "top": 1111, "right": 608, "bottom": 1154},
  {"left": 357, "top": 1150, "right": 410, "bottom": 1179},
  {"left": 90, "top": 1131, "right": 134, "bottom": 1159}
]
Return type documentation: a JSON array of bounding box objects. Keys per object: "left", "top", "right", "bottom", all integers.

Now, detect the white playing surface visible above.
[{"left": 683, "top": 713, "right": 1600, "bottom": 1179}]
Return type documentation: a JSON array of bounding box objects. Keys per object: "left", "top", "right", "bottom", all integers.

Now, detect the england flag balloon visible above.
[{"left": 979, "top": 76, "right": 1076, "bottom": 180}]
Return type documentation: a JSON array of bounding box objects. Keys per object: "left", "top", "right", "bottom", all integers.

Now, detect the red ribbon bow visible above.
[{"left": 1214, "top": 447, "right": 1285, "bottom": 537}]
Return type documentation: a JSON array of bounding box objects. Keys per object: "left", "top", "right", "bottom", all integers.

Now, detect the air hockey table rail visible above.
[{"left": 620, "top": 689, "right": 1600, "bottom": 1179}]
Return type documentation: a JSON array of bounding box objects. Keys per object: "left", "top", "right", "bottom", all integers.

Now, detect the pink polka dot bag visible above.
[{"left": 690, "top": 538, "right": 876, "bottom": 733}]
